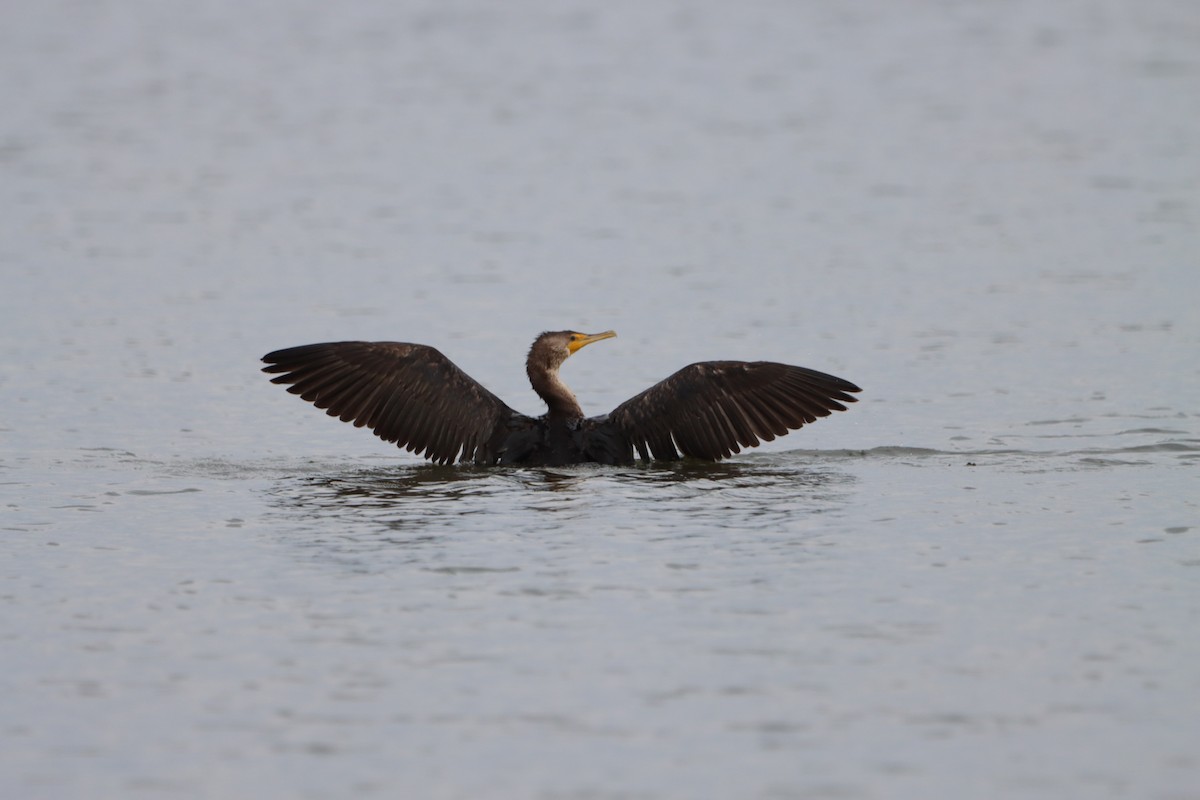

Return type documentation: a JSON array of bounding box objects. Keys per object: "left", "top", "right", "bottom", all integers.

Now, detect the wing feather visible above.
[
  {"left": 715, "top": 394, "right": 755, "bottom": 450},
  {"left": 724, "top": 393, "right": 774, "bottom": 445},
  {"left": 262, "top": 341, "right": 523, "bottom": 464},
  {"left": 607, "top": 361, "right": 861, "bottom": 462},
  {"left": 349, "top": 378, "right": 394, "bottom": 428},
  {"left": 696, "top": 402, "right": 733, "bottom": 459}
]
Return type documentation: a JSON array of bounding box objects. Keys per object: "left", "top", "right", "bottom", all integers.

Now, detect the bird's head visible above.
[{"left": 529, "top": 329, "right": 617, "bottom": 371}]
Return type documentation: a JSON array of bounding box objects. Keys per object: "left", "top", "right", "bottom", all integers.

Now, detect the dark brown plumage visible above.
[{"left": 261, "top": 330, "right": 861, "bottom": 466}]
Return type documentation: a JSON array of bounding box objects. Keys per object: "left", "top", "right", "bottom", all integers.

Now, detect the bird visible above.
[{"left": 261, "top": 330, "right": 861, "bottom": 466}]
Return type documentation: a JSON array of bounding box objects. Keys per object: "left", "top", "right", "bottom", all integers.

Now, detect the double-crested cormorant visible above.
[{"left": 262, "top": 330, "right": 860, "bottom": 466}]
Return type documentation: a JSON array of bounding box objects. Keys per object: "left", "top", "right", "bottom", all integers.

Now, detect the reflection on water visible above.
[
  {"left": 264, "top": 454, "right": 859, "bottom": 550},
  {"left": 254, "top": 423, "right": 1199, "bottom": 534},
  {"left": 260, "top": 427, "right": 1198, "bottom": 526}
]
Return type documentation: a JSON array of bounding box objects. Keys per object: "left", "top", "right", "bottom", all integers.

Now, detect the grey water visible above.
[{"left": 3, "top": 1, "right": 1198, "bottom": 798}]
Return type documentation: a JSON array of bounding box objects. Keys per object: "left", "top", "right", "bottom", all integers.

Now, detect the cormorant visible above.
[{"left": 261, "top": 330, "right": 860, "bottom": 466}]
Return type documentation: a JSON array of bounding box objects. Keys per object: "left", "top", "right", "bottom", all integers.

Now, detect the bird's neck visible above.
[{"left": 528, "top": 365, "right": 584, "bottom": 419}]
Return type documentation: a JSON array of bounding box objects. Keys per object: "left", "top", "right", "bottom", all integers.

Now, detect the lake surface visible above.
[{"left": 3, "top": 1, "right": 1198, "bottom": 798}]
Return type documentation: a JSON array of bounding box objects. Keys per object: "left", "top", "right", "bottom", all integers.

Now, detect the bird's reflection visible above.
[
  {"left": 259, "top": 453, "right": 857, "bottom": 574},
  {"left": 269, "top": 464, "right": 494, "bottom": 521},
  {"left": 267, "top": 453, "right": 852, "bottom": 522}
]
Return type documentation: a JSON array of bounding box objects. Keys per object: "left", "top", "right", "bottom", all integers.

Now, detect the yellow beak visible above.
[{"left": 567, "top": 330, "right": 617, "bottom": 354}]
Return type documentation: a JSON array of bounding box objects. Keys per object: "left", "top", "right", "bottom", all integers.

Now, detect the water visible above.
[{"left": 3, "top": 1, "right": 1199, "bottom": 798}]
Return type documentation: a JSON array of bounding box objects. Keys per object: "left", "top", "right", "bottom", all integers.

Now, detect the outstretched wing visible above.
[
  {"left": 261, "top": 341, "right": 524, "bottom": 464},
  {"left": 606, "top": 361, "right": 861, "bottom": 461}
]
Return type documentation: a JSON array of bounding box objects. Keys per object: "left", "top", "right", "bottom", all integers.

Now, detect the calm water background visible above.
[{"left": 3, "top": 1, "right": 1198, "bottom": 798}]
